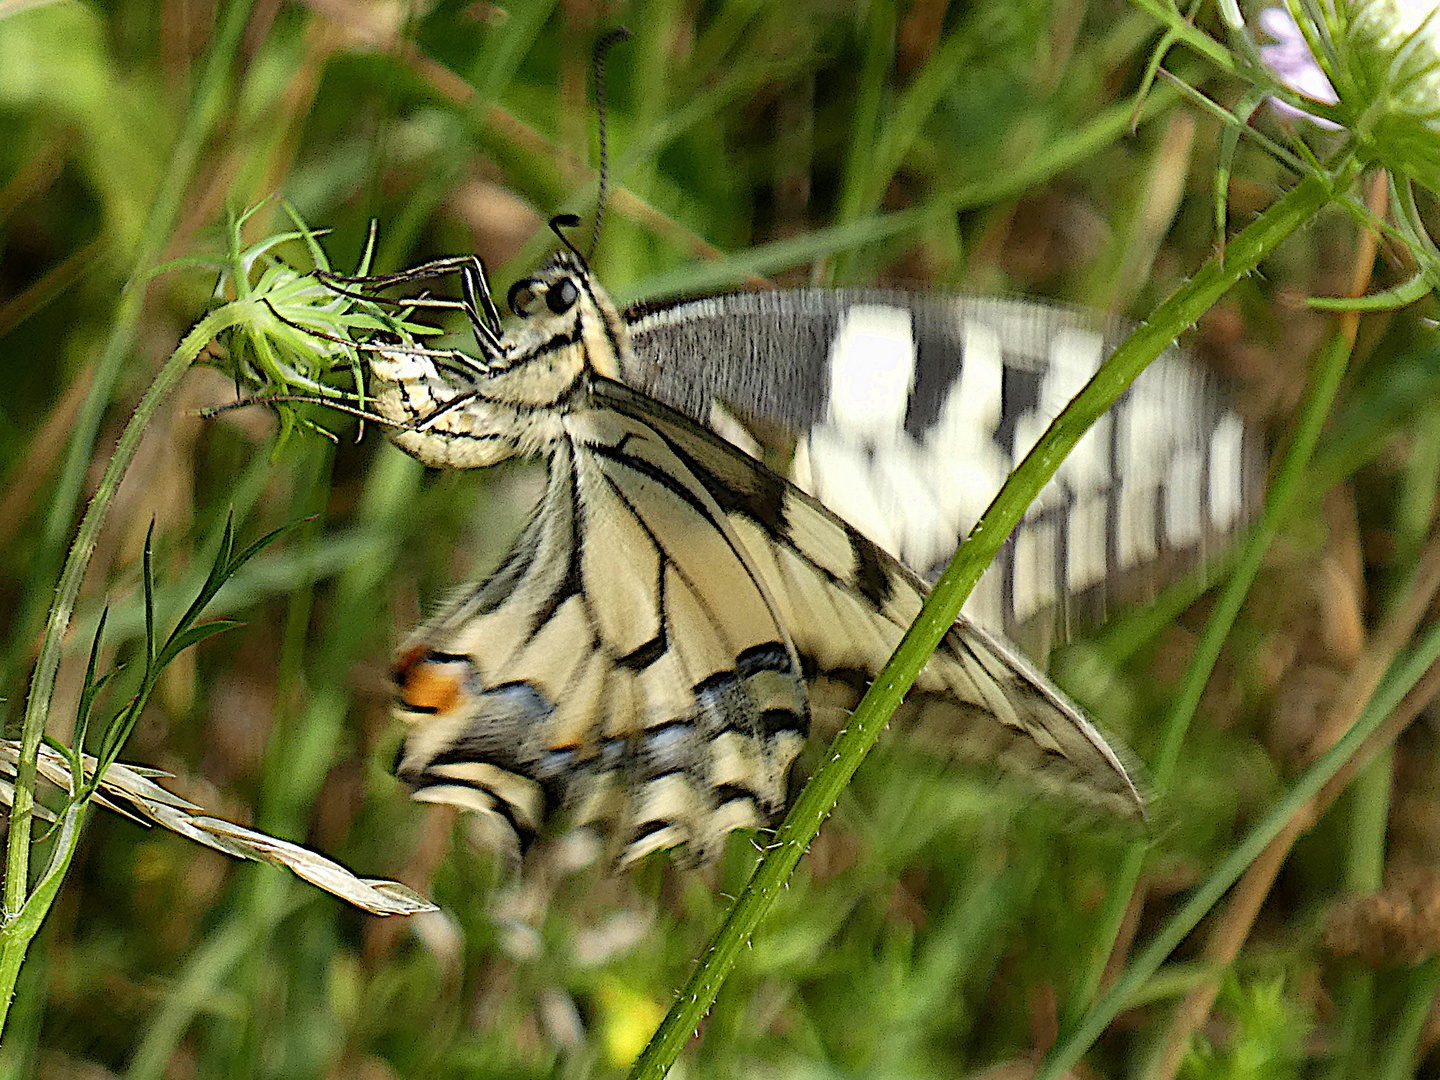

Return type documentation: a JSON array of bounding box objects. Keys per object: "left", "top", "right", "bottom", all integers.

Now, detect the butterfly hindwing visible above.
[{"left": 387, "top": 349, "right": 808, "bottom": 867}]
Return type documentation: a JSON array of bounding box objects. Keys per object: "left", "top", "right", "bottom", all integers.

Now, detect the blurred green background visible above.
[{"left": 1, "top": 0, "right": 1439, "bottom": 1077}]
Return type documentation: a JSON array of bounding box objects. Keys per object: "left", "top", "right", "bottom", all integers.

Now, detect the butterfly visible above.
[{"left": 333, "top": 220, "right": 1261, "bottom": 869}]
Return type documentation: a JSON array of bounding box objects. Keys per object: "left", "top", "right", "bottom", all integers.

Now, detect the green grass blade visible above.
[{"left": 1040, "top": 615, "right": 1440, "bottom": 1079}]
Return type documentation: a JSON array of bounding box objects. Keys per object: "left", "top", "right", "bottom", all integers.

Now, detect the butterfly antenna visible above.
[
  {"left": 548, "top": 214, "right": 587, "bottom": 266},
  {"left": 589, "top": 26, "right": 632, "bottom": 263}
]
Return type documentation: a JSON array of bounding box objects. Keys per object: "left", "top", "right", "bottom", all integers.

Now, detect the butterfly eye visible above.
[
  {"left": 546, "top": 278, "right": 580, "bottom": 315},
  {"left": 507, "top": 279, "right": 538, "bottom": 318}
]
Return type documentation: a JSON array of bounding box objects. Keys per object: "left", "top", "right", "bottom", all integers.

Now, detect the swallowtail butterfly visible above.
[{"left": 338, "top": 226, "right": 1261, "bottom": 869}]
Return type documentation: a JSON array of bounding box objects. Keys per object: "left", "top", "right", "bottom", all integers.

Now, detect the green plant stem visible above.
[
  {"left": 6, "top": 0, "right": 253, "bottom": 693},
  {"left": 1377, "top": 957, "right": 1440, "bottom": 1080},
  {"left": 628, "top": 170, "right": 1336, "bottom": 1080},
  {"left": 1039, "top": 620, "right": 1440, "bottom": 1080},
  {"left": 0, "top": 801, "right": 87, "bottom": 1032},
  {"left": 832, "top": 0, "right": 893, "bottom": 230},
  {"left": 1327, "top": 747, "right": 1392, "bottom": 1080},
  {"left": 123, "top": 892, "right": 307, "bottom": 1080},
  {"left": 0, "top": 303, "right": 249, "bottom": 1034},
  {"left": 1127, "top": 0, "right": 1238, "bottom": 73}
]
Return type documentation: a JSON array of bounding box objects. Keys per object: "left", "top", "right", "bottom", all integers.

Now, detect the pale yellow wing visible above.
[{"left": 393, "top": 394, "right": 808, "bottom": 868}]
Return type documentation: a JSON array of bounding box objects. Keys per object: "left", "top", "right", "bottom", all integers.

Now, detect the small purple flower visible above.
[{"left": 1258, "top": 6, "right": 1344, "bottom": 129}]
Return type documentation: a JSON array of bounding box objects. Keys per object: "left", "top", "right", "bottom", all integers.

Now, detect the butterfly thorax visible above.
[{"left": 369, "top": 251, "right": 633, "bottom": 470}]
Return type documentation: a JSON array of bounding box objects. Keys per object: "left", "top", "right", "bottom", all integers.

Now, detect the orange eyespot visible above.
[{"left": 393, "top": 647, "right": 465, "bottom": 715}]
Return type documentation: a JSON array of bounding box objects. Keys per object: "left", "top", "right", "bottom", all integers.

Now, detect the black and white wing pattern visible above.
[
  {"left": 350, "top": 249, "right": 1225, "bottom": 868},
  {"left": 625, "top": 291, "right": 1265, "bottom": 647}
]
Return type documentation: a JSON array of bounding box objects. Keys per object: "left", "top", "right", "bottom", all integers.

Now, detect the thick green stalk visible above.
[
  {"left": 628, "top": 171, "right": 1335, "bottom": 1080},
  {"left": 0, "top": 304, "right": 249, "bottom": 1032}
]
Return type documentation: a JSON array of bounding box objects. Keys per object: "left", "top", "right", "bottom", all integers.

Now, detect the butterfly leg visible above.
[
  {"left": 319, "top": 256, "right": 506, "bottom": 363},
  {"left": 459, "top": 258, "right": 503, "bottom": 349}
]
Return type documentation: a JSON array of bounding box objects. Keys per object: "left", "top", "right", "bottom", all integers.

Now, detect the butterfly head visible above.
[
  {"left": 500, "top": 249, "right": 629, "bottom": 383},
  {"left": 365, "top": 245, "right": 633, "bottom": 469}
]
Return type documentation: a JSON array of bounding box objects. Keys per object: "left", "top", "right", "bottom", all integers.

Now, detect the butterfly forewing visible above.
[
  {"left": 624, "top": 291, "right": 1264, "bottom": 650},
  {"left": 360, "top": 251, "right": 1175, "bottom": 868}
]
